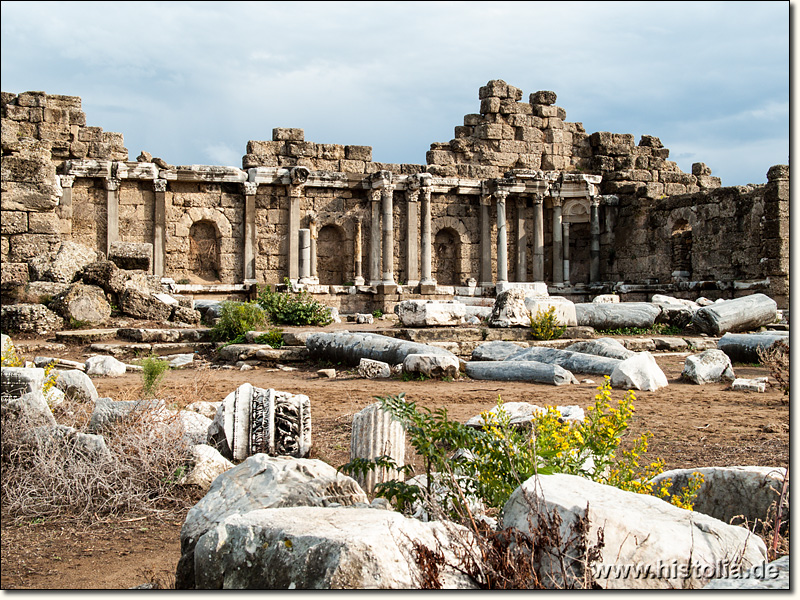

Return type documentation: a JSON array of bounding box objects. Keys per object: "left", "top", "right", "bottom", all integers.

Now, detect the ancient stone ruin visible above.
[{"left": 1, "top": 80, "right": 788, "bottom": 314}]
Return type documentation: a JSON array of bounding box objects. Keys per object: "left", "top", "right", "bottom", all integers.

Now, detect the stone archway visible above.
[
  {"left": 188, "top": 220, "right": 220, "bottom": 281},
  {"left": 317, "top": 224, "right": 346, "bottom": 285}
]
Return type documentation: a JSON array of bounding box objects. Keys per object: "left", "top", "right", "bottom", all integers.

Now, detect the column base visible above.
[
  {"left": 354, "top": 276, "right": 366, "bottom": 286},
  {"left": 377, "top": 283, "right": 398, "bottom": 295},
  {"left": 419, "top": 281, "right": 437, "bottom": 295}
]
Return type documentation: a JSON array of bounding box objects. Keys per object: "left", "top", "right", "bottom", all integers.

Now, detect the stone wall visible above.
[{"left": 0, "top": 83, "right": 789, "bottom": 308}]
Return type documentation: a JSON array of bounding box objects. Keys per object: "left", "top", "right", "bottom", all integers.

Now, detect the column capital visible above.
[
  {"left": 370, "top": 169, "right": 394, "bottom": 188},
  {"left": 493, "top": 189, "right": 509, "bottom": 204},
  {"left": 590, "top": 195, "right": 602, "bottom": 207},
  {"left": 153, "top": 178, "right": 168, "bottom": 193},
  {"left": 369, "top": 188, "right": 382, "bottom": 203},
  {"left": 290, "top": 166, "right": 310, "bottom": 186},
  {"left": 381, "top": 184, "right": 395, "bottom": 199},
  {"left": 103, "top": 178, "right": 121, "bottom": 191},
  {"left": 406, "top": 188, "right": 421, "bottom": 202},
  {"left": 480, "top": 194, "right": 492, "bottom": 207},
  {"left": 242, "top": 181, "right": 258, "bottom": 196},
  {"left": 59, "top": 174, "right": 75, "bottom": 189},
  {"left": 531, "top": 192, "right": 545, "bottom": 205}
]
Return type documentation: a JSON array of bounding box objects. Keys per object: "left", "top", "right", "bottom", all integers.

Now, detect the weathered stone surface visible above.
[
  {"left": 592, "top": 294, "right": 620, "bottom": 303},
  {"left": 464, "top": 361, "right": 577, "bottom": 385},
  {"left": 465, "top": 401, "right": 584, "bottom": 428},
  {"left": 1, "top": 366, "right": 44, "bottom": 398},
  {"left": 691, "top": 294, "right": 778, "bottom": 336},
  {"left": 1, "top": 261, "right": 29, "bottom": 292},
  {"left": 55, "top": 369, "right": 98, "bottom": 402},
  {"left": 732, "top": 378, "right": 768, "bottom": 393},
  {"left": 185, "top": 400, "right": 221, "bottom": 420},
  {"left": 402, "top": 353, "right": 460, "bottom": 378},
  {"left": 394, "top": 299, "right": 466, "bottom": 327},
  {"left": 358, "top": 357, "right": 391, "bottom": 379},
  {"left": 0, "top": 303, "right": 64, "bottom": 335},
  {"left": 0, "top": 139, "right": 61, "bottom": 212},
  {"left": 350, "top": 402, "right": 406, "bottom": 494},
  {"left": 32, "top": 423, "right": 110, "bottom": 459},
  {"left": 681, "top": 349, "right": 735, "bottom": 384},
  {"left": 179, "top": 444, "right": 234, "bottom": 491},
  {"left": 108, "top": 241, "right": 153, "bottom": 271},
  {"left": 507, "top": 345, "right": 622, "bottom": 376},
  {"left": 178, "top": 410, "right": 214, "bottom": 446},
  {"left": 610, "top": 352, "right": 668, "bottom": 391},
  {"left": 717, "top": 332, "right": 789, "bottom": 364},
  {"left": 89, "top": 397, "right": 165, "bottom": 431},
  {"left": 575, "top": 302, "right": 662, "bottom": 330},
  {"left": 651, "top": 466, "right": 788, "bottom": 530},
  {"left": 488, "top": 288, "right": 530, "bottom": 327},
  {"left": 119, "top": 287, "right": 173, "bottom": 321},
  {"left": 171, "top": 305, "right": 202, "bottom": 324},
  {"left": 208, "top": 384, "right": 311, "bottom": 462},
  {"left": 524, "top": 295, "right": 577, "bottom": 327},
  {"left": 18, "top": 280, "right": 70, "bottom": 303},
  {"left": 28, "top": 241, "right": 98, "bottom": 284},
  {"left": 502, "top": 473, "right": 768, "bottom": 589},
  {"left": 49, "top": 283, "right": 111, "bottom": 326},
  {"left": 470, "top": 340, "right": 527, "bottom": 361},
  {"left": 0, "top": 389, "right": 56, "bottom": 427},
  {"left": 703, "top": 555, "right": 789, "bottom": 589},
  {"left": 176, "top": 454, "right": 369, "bottom": 589},
  {"left": 564, "top": 337, "right": 635, "bottom": 360},
  {"left": 191, "top": 506, "right": 478, "bottom": 590},
  {"left": 84, "top": 354, "right": 127, "bottom": 377},
  {"left": 305, "top": 331, "right": 457, "bottom": 367}
]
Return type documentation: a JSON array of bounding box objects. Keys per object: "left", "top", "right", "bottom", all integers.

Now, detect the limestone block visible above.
[
  {"left": 85, "top": 355, "right": 127, "bottom": 377},
  {"left": 503, "top": 473, "right": 767, "bottom": 589},
  {"left": 0, "top": 303, "right": 64, "bottom": 335},
  {"left": 55, "top": 369, "right": 99, "bottom": 402},
  {"left": 681, "top": 350, "right": 735, "bottom": 384},
  {"left": 1, "top": 262, "right": 29, "bottom": 290},
  {"left": 402, "top": 353, "right": 460, "bottom": 378},
  {"left": 1, "top": 389, "right": 56, "bottom": 427},
  {"left": 175, "top": 454, "right": 368, "bottom": 589},
  {"left": 394, "top": 299, "right": 466, "bottom": 327},
  {"left": 732, "top": 378, "right": 768, "bottom": 393},
  {"left": 525, "top": 295, "right": 577, "bottom": 327},
  {"left": 488, "top": 288, "right": 530, "bottom": 328},
  {"left": 479, "top": 80, "right": 508, "bottom": 98},
  {"left": 704, "top": 556, "right": 788, "bottom": 590},
  {"left": 0, "top": 211, "right": 28, "bottom": 234},
  {"left": 190, "top": 506, "right": 477, "bottom": 589},
  {"left": 344, "top": 145, "right": 372, "bottom": 161},
  {"left": 350, "top": 402, "right": 406, "bottom": 493},
  {"left": 50, "top": 283, "right": 112, "bottom": 325},
  {"left": 691, "top": 294, "right": 778, "bottom": 336},
  {"left": 610, "top": 352, "right": 668, "bottom": 392},
  {"left": 1, "top": 366, "right": 45, "bottom": 399},
  {"left": 89, "top": 397, "right": 166, "bottom": 431},
  {"left": 210, "top": 383, "right": 311, "bottom": 462},
  {"left": 119, "top": 287, "right": 174, "bottom": 321},
  {"left": 530, "top": 90, "right": 557, "bottom": 105},
  {"left": 33, "top": 423, "right": 110, "bottom": 459},
  {"left": 179, "top": 443, "right": 234, "bottom": 491},
  {"left": 358, "top": 358, "right": 391, "bottom": 379},
  {"left": 464, "top": 361, "right": 577, "bottom": 386},
  {"left": 575, "top": 302, "right": 662, "bottom": 330},
  {"left": 465, "top": 401, "right": 583, "bottom": 428},
  {"left": 272, "top": 128, "right": 304, "bottom": 141},
  {"left": 28, "top": 240, "right": 98, "bottom": 284},
  {"left": 108, "top": 241, "right": 153, "bottom": 271}
]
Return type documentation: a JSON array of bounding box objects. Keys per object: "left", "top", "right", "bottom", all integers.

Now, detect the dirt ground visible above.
[{"left": 0, "top": 326, "right": 790, "bottom": 589}]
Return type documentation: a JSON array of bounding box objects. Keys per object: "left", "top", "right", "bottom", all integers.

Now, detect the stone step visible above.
[
  {"left": 117, "top": 327, "right": 214, "bottom": 343},
  {"left": 55, "top": 329, "right": 119, "bottom": 344},
  {"left": 89, "top": 341, "right": 214, "bottom": 357},
  {"left": 217, "top": 343, "right": 309, "bottom": 363}
]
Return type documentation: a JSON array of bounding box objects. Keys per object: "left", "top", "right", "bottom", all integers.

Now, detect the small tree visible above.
[{"left": 529, "top": 306, "right": 566, "bottom": 341}]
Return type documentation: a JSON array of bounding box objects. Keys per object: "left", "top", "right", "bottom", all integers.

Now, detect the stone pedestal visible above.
[{"left": 350, "top": 402, "right": 406, "bottom": 494}]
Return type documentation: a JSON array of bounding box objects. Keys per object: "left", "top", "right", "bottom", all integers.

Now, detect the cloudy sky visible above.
[{"left": 1, "top": 1, "right": 788, "bottom": 186}]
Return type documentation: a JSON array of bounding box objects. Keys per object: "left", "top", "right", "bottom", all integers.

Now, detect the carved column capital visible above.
[
  {"left": 531, "top": 193, "right": 544, "bottom": 205},
  {"left": 153, "top": 179, "right": 168, "bottom": 193},
  {"left": 242, "top": 181, "right": 258, "bottom": 196},
  {"left": 590, "top": 195, "right": 602, "bottom": 207},
  {"left": 59, "top": 174, "right": 75, "bottom": 189},
  {"left": 406, "top": 188, "right": 420, "bottom": 203},
  {"left": 370, "top": 169, "right": 393, "bottom": 188},
  {"left": 369, "top": 188, "right": 382, "bottom": 203},
  {"left": 103, "top": 178, "right": 120, "bottom": 191},
  {"left": 493, "top": 189, "right": 509, "bottom": 204},
  {"left": 290, "top": 166, "right": 310, "bottom": 186},
  {"left": 479, "top": 194, "right": 492, "bottom": 207}
]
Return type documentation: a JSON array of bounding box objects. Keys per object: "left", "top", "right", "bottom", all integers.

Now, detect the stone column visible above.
[
  {"left": 479, "top": 193, "right": 493, "bottom": 287},
  {"left": 551, "top": 192, "right": 563, "bottom": 284},
  {"left": 381, "top": 184, "right": 396, "bottom": 285},
  {"left": 495, "top": 189, "right": 509, "bottom": 284},
  {"left": 405, "top": 186, "right": 420, "bottom": 287},
  {"left": 516, "top": 196, "right": 527, "bottom": 282},
  {"left": 419, "top": 185, "right": 435, "bottom": 289},
  {"left": 590, "top": 196, "right": 601, "bottom": 283},
  {"left": 350, "top": 402, "right": 406, "bottom": 494},
  {"left": 104, "top": 178, "right": 120, "bottom": 256},
  {"left": 242, "top": 182, "right": 258, "bottom": 283},
  {"left": 58, "top": 175, "right": 75, "bottom": 236},
  {"left": 562, "top": 221, "right": 570, "bottom": 284},
  {"left": 309, "top": 214, "right": 318, "bottom": 283},
  {"left": 353, "top": 217, "right": 365, "bottom": 286},
  {"left": 369, "top": 189, "right": 381, "bottom": 286},
  {"left": 298, "top": 228, "right": 311, "bottom": 281},
  {"left": 153, "top": 179, "right": 167, "bottom": 276},
  {"left": 532, "top": 194, "right": 545, "bottom": 281},
  {"left": 287, "top": 167, "right": 309, "bottom": 282}
]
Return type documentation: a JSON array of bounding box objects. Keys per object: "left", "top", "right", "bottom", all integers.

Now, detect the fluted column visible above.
[
  {"left": 562, "top": 221, "right": 570, "bottom": 284},
  {"left": 479, "top": 193, "right": 493, "bottom": 287},
  {"left": 381, "top": 184, "right": 396, "bottom": 285},
  {"left": 495, "top": 189, "right": 509, "bottom": 283},
  {"left": 551, "top": 193, "right": 563, "bottom": 284},
  {"left": 369, "top": 189, "right": 381, "bottom": 286},
  {"left": 153, "top": 179, "right": 167, "bottom": 276},
  {"left": 420, "top": 185, "right": 435, "bottom": 287},
  {"left": 590, "top": 196, "right": 601, "bottom": 283},
  {"left": 516, "top": 196, "right": 527, "bottom": 282},
  {"left": 405, "top": 185, "right": 420, "bottom": 287},
  {"left": 242, "top": 181, "right": 258, "bottom": 282},
  {"left": 350, "top": 402, "right": 406, "bottom": 494},
  {"left": 104, "top": 178, "right": 120, "bottom": 256},
  {"left": 532, "top": 193, "right": 544, "bottom": 281}
]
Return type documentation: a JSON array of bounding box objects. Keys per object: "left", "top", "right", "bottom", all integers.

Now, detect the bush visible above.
[
  {"left": 258, "top": 279, "right": 333, "bottom": 327},
  {"left": 529, "top": 306, "right": 566, "bottom": 341},
  {"left": 212, "top": 300, "right": 269, "bottom": 342},
  {"left": 141, "top": 356, "right": 170, "bottom": 399},
  {"left": 254, "top": 328, "right": 284, "bottom": 348}
]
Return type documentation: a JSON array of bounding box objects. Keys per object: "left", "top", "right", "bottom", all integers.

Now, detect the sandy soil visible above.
[{"left": 0, "top": 328, "right": 790, "bottom": 589}]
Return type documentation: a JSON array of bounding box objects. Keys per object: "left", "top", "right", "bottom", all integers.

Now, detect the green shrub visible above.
[
  {"left": 529, "top": 306, "right": 566, "bottom": 340},
  {"left": 372, "top": 309, "right": 383, "bottom": 319},
  {"left": 255, "top": 328, "right": 284, "bottom": 348},
  {"left": 141, "top": 356, "right": 170, "bottom": 398},
  {"left": 212, "top": 300, "right": 269, "bottom": 342},
  {"left": 258, "top": 279, "right": 333, "bottom": 327}
]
